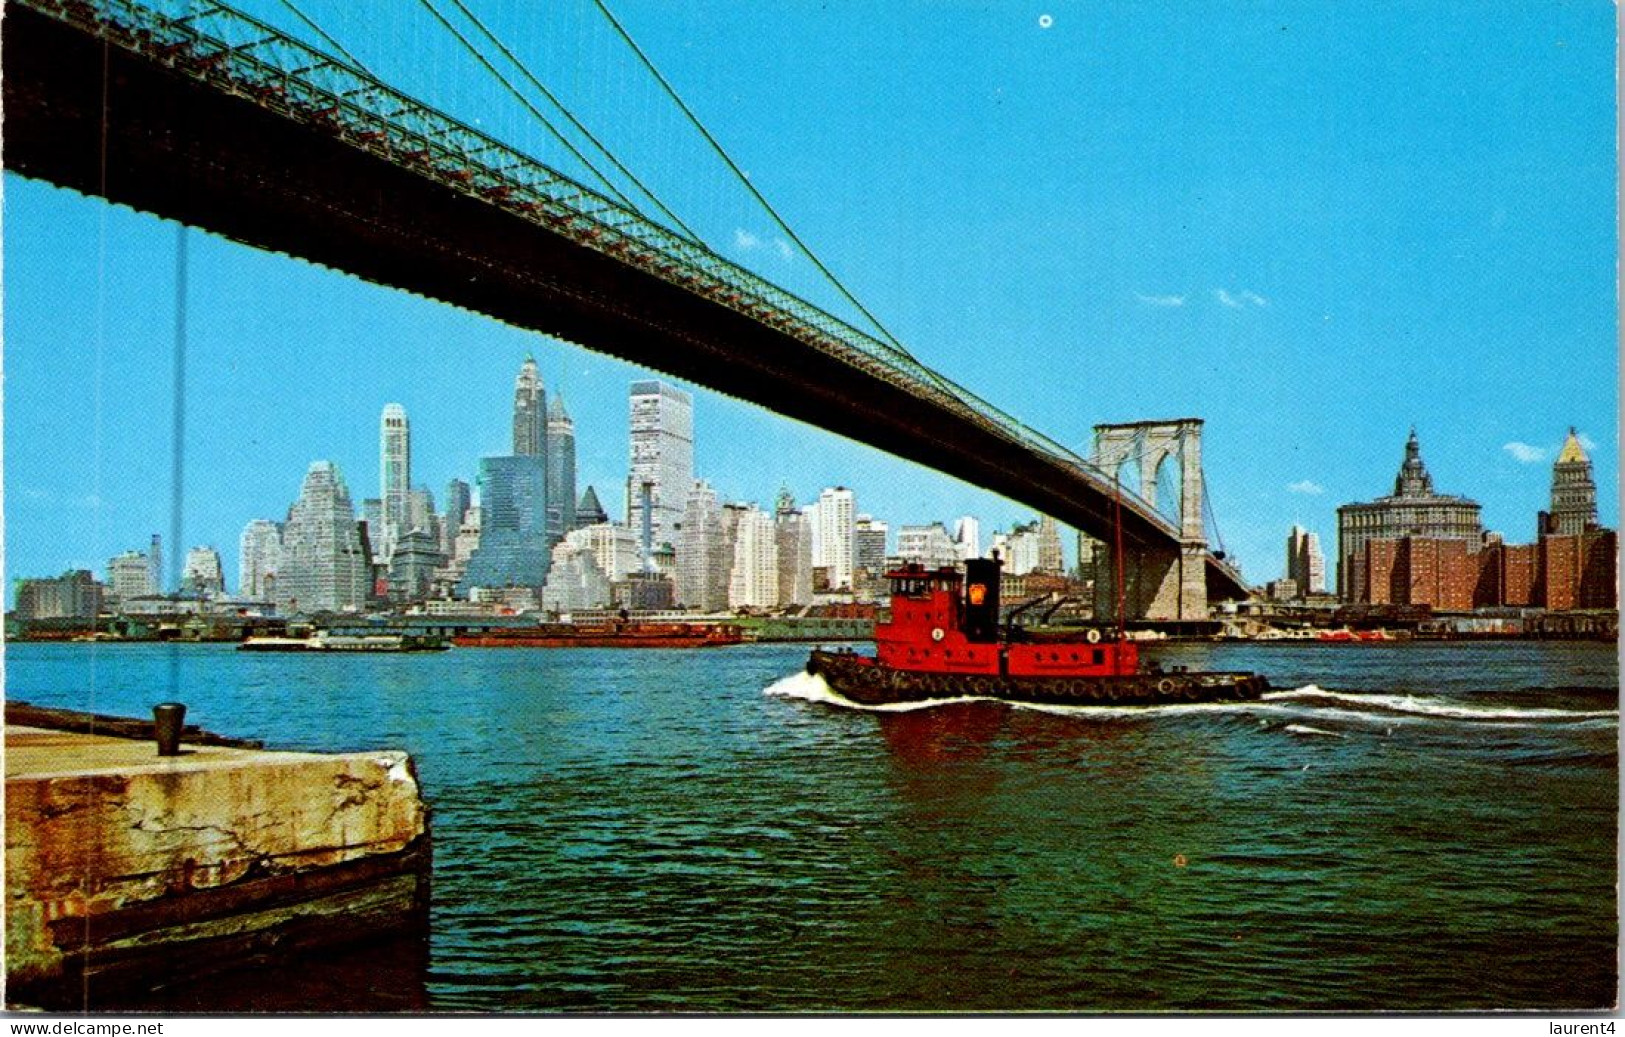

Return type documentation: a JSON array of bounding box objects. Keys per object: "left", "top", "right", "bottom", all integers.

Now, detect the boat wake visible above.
[
  {"left": 764, "top": 671, "right": 984, "bottom": 712},
  {"left": 765, "top": 673, "right": 1618, "bottom": 728},
  {"left": 1262, "top": 685, "right": 1617, "bottom": 724}
]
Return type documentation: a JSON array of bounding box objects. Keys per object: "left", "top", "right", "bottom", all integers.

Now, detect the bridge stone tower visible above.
[{"left": 1090, "top": 419, "right": 1209, "bottom": 622}]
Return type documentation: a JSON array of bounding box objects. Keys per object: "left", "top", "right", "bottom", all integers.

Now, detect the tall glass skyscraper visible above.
[
  {"left": 459, "top": 455, "right": 549, "bottom": 593},
  {"left": 627, "top": 380, "right": 693, "bottom": 550},
  {"left": 379, "top": 403, "right": 410, "bottom": 562}
]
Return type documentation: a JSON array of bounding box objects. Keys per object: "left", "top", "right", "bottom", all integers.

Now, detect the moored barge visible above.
[
  {"left": 807, "top": 559, "right": 1269, "bottom": 707},
  {"left": 453, "top": 621, "right": 743, "bottom": 648}
]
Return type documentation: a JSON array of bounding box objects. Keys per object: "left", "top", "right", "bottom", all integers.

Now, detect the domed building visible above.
[{"left": 1336, "top": 430, "right": 1483, "bottom": 602}]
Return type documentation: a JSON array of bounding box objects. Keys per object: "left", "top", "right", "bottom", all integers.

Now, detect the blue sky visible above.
[{"left": 4, "top": 0, "right": 1617, "bottom": 595}]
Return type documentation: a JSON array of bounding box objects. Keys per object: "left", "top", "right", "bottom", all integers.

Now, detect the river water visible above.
[{"left": 5, "top": 640, "right": 1617, "bottom": 1012}]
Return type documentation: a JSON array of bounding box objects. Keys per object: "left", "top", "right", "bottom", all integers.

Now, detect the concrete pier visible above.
[{"left": 5, "top": 705, "right": 430, "bottom": 1008}]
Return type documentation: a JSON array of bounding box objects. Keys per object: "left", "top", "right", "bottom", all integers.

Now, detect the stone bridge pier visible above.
[{"left": 1090, "top": 419, "right": 1209, "bottom": 623}]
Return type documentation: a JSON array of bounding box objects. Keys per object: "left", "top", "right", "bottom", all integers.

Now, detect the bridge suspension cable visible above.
[
  {"left": 271, "top": 0, "right": 373, "bottom": 77},
  {"left": 410, "top": 0, "right": 653, "bottom": 224},
  {"left": 587, "top": 0, "right": 927, "bottom": 367},
  {"left": 432, "top": 0, "right": 704, "bottom": 245}
]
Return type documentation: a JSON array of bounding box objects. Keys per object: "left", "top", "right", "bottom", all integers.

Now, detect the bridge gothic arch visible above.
[
  {"left": 1091, "top": 419, "right": 1205, "bottom": 543},
  {"left": 1089, "top": 419, "right": 1209, "bottom": 623}
]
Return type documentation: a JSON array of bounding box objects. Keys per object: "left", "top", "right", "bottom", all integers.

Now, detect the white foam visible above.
[
  {"left": 764, "top": 674, "right": 1618, "bottom": 727},
  {"left": 767, "top": 671, "right": 1286, "bottom": 719},
  {"left": 1014, "top": 700, "right": 1267, "bottom": 719},
  {"left": 1264, "top": 685, "right": 1617, "bottom": 722},
  {"left": 763, "top": 670, "right": 990, "bottom": 712},
  {"left": 1282, "top": 723, "right": 1346, "bottom": 738}
]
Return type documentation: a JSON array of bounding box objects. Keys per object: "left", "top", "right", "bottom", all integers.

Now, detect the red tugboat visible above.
[{"left": 807, "top": 558, "right": 1269, "bottom": 706}]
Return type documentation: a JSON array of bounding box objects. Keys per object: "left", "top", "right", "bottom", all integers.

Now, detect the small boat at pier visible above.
[
  {"left": 807, "top": 559, "right": 1270, "bottom": 707},
  {"left": 239, "top": 628, "right": 450, "bottom": 652}
]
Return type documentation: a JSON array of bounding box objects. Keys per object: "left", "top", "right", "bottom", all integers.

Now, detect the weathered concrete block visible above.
[{"left": 6, "top": 723, "right": 430, "bottom": 1006}]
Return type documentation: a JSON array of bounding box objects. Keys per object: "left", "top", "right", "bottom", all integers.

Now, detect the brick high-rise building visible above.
[
  {"left": 1536, "top": 529, "right": 1617, "bottom": 611},
  {"left": 1355, "top": 535, "right": 1476, "bottom": 610},
  {"left": 1476, "top": 540, "right": 1536, "bottom": 608},
  {"left": 1394, "top": 537, "right": 1475, "bottom": 611}
]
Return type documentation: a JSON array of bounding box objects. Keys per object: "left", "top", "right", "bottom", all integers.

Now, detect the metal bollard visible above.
[{"left": 153, "top": 702, "right": 187, "bottom": 756}]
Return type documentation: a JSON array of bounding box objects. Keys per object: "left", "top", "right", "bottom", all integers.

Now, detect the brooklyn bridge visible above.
[{"left": 3, "top": 0, "right": 1254, "bottom": 619}]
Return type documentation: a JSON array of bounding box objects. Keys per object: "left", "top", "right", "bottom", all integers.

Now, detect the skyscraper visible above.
[
  {"left": 570, "top": 521, "right": 641, "bottom": 584},
  {"left": 513, "top": 355, "right": 544, "bottom": 456},
  {"left": 541, "top": 537, "right": 614, "bottom": 612},
  {"left": 999, "top": 522, "right": 1042, "bottom": 575},
  {"left": 954, "top": 516, "right": 982, "bottom": 560},
  {"left": 677, "top": 481, "right": 730, "bottom": 612},
  {"left": 898, "top": 523, "right": 959, "bottom": 569},
  {"left": 817, "top": 487, "right": 856, "bottom": 590},
  {"left": 775, "top": 491, "right": 813, "bottom": 607},
  {"left": 729, "top": 506, "right": 779, "bottom": 609},
  {"left": 238, "top": 519, "right": 283, "bottom": 601},
  {"left": 148, "top": 534, "right": 163, "bottom": 595},
  {"left": 181, "top": 547, "right": 225, "bottom": 595},
  {"left": 443, "top": 478, "right": 471, "bottom": 556},
  {"left": 277, "top": 461, "right": 370, "bottom": 612},
  {"left": 1285, "top": 525, "right": 1327, "bottom": 597},
  {"left": 853, "top": 515, "right": 888, "bottom": 583},
  {"left": 459, "top": 455, "right": 549, "bottom": 594},
  {"left": 545, "top": 392, "right": 577, "bottom": 546},
  {"left": 1037, "top": 516, "right": 1065, "bottom": 574},
  {"left": 1544, "top": 428, "right": 1599, "bottom": 536},
  {"left": 627, "top": 380, "right": 694, "bottom": 550},
  {"left": 107, "top": 550, "right": 158, "bottom": 601},
  {"left": 379, "top": 403, "right": 410, "bottom": 562}
]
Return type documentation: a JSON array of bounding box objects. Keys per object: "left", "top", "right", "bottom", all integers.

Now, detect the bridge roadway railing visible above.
[{"left": 28, "top": 0, "right": 1200, "bottom": 549}]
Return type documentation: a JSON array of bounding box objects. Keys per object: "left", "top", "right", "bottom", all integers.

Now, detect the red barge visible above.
[
  {"left": 453, "top": 621, "right": 743, "bottom": 649},
  {"left": 807, "top": 559, "right": 1269, "bottom": 707}
]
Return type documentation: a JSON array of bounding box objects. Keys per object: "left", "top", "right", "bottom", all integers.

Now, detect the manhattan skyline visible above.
[{"left": 3, "top": 0, "right": 1616, "bottom": 592}]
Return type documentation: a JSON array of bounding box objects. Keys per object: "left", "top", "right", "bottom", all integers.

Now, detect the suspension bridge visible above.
[{"left": 2, "top": 0, "right": 1252, "bottom": 620}]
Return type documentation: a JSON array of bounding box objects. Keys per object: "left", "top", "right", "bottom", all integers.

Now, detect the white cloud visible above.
[
  {"left": 734, "top": 228, "right": 794, "bottom": 262},
  {"left": 1287, "top": 480, "right": 1323, "bottom": 495},
  {"left": 1135, "top": 293, "right": 1186, "bottom": 307},
  {"left": 1503, "top": 441, "right": 1546, "bottom": 463},
  {"left": 1215, "top": 288, "right": 1268, "bottom": 309},
  {"left": 1578, "top": 432, "right": 1599, "bottom": 452}
]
